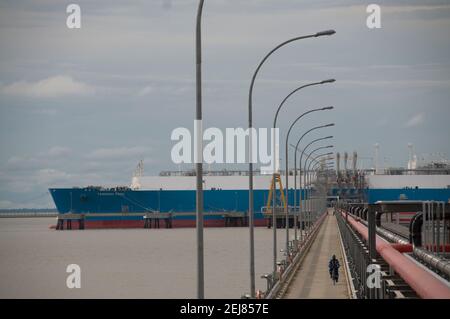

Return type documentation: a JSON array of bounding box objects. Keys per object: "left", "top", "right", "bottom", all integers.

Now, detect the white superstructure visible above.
[
  {"left": 138, "top": 175, "right": 306, "bottom": 191},
  {"left": 367, "top": 175, "right": 450, "bottom": 189}
]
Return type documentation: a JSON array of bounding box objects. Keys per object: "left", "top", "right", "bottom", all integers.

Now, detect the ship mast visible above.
[{"left": 131, "top": 160, "right": 144, "bottom": 190}]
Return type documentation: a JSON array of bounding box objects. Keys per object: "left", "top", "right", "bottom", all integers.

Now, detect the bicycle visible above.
[{"left": 331, "top": 270, "right": 339, "bottom": 285}]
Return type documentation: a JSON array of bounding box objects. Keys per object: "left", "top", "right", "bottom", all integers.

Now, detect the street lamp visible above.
[
  {"left": 303, "top": 147, "right": 334, "bottom": 232},
  {"left": 305, "top": 153, "right": 333, "bottom": 216},
  {"left": 195, "top": 0, "right": 205, "bottom": 299},
  {"left": 310, "top": 159, "right": 333, "bottom": 219},
  {"left": 297, "top": 136, "right": 333, "bottom": 239},
  {"left": 312, "top": 158, "right": 333, "bottom": 169},
  {"left": 311, "top": 160, "right": 333, "bottom": 176},
  {"left": 280, "top": 107, "right": 334, "bottom": 254},
  {"left": 247, "top": 30, "right": 336, "bottom": 297},
  {"left": 273, "top": 103, "right": 334, "bottom": 260},
  {"left": 291, "top": 123, "right": 334, "bottom": 242},
  {"left": 310, "top": 155, "right": 332, "bottom": 221}
]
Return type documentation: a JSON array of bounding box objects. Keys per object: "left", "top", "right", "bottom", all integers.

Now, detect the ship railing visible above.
[
  {"left": 260, "top": 206, "right": 300, "bottom": 215},
  {"left": 159, "top": 169, "right": 288, "bottom": 177},
  {"left": 159, "top": 166, "right": 450, "bottom": 177}
]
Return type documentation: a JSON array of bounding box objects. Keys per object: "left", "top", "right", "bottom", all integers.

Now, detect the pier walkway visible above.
[{"left": 284, "top": 214, "right": 349, "bottom": 299}]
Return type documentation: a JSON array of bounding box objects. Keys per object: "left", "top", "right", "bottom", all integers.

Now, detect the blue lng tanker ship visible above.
[
  {"left": 49, "top": 173, "right": 290, "bottom": 228},
  {"left": 49, "top": 161, "right": 450, "bottom": 229}
]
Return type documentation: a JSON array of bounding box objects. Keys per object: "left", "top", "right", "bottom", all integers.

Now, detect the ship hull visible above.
[
  {"left": 49, "top": 186, "right": 450, "bottom": 229},
  {"left": 49, "top": 218, "right": 269, "bottom": 230},
  {"left": 49, "top": 187, "right": 283, "bottom": 229}
]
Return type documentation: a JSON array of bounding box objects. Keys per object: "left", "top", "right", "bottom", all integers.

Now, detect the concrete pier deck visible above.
[{"left": 284, "top": 214, "right": 349, "bottom": 299}]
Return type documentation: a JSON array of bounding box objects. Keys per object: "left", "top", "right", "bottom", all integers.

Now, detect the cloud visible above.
[
  {"left": 0, "top": 75, "right": 94, "bottom": 98},
  {"left": 138, "top": 85, "right": 154, "bottom": 96},
  {"left": 162, "top": 0, "right": 172, "bottom": 10},
  {"left": 44, "top": 146, "right": 72, "bottom": 158},
  {"left": 376, "top": 118, "right": 389, "bottom": 127},
  {"left": 33, "top": 168, "right": 73, "bottom": 185},
  {"left": 85, "top": 146, "right": 151, "bottom": 160},
  {"left": 384, "top": 4, "right": 450, "bottom": 14},
  {"left": 0, "top": 167, "right": 73, "bottom": 193},
  {"left": 336, "top": 80, "right": 450, "bottom": 89},
  {"left": 5, "top": 146, "right": 73, "bottom": 172},
  {"left": 0, "top": 200, "right": 15, "bottom": 209},
  {"left": 31, "top": 109, "right": 58, "bottom": 116},
  {"left": 6, "top": 156, "right": 47, "bottom": 172},
  {"left": 405, "top": 113, "right": 425, "bottom": 127}
]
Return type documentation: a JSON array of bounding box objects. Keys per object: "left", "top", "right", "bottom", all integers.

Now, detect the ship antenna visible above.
[
  {"left": 139, "top": 160, "right": 144, "bottom": 177},
  {"left": 131, "top": 160, "right": 144, "bottom": 189},
  {"left": 133, "top": 160, "right": 144, "bottom": 178}
]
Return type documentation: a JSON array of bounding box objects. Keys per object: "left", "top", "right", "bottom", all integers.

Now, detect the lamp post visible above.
[
  {"left": 308, "top": 153, "right": 334, "bottom": 222},
  {"left": 312, "top": 160, "right": 334, "bottom": 175},
  {"left": 292, "top": 123, "right": 334, "bottom": 241},
  {"left": 248, "top": 30, "right": 335, "bottom": 296},
  {"left": 305, "top": 150, "right": 333, "bottom": 228},
  {"left": 311, "top": 160, "right": 325, "bottom": 217},
  {"left": 290, "top": 146, "right": 316, "bottom": 240},
  {"left": 195, "top": 0, "right": 205, "bottom": 299},
  {"left": 272, "top": 103, "right": 333, "bottom": 258},
  {"left": 280, "top": 106, "right": 334, "bottom": 254},
  {"left": 307, "top": 158, "right": 331, "bottom": 225},
  {"left": 297, "top": 136, "right": 333, "bottom": 239},
  {"left": 311, "top": 159, "right": 334, "bottom": 211},
  {"left": 303, "top": 147, "right": 334, "bottom": 232}
]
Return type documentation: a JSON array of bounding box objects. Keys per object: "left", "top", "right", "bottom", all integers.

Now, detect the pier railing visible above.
[{"left": 260, "top": 210, "right": 328, "bottom": 299}]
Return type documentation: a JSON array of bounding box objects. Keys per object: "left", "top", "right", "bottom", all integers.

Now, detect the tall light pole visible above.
[
  {"left": 305, "top": 150, "right": 334, "bottom": 224},
  {"left": 248, "top": 31, "right": 336, "bottom": 292},
  {"left": 292, "top": 123, "right": 334, "bottom": 241},
  {"left": 310, "top": 159, "right": 333, "bottom": 218},
  {"left": 297, "top": 136, "right": 333, "bottom": 239},
  {"left": 282, "top": 112, "right": 334, "bottom": 253},
  {"left": 272, "top": 83, "right": 334, "bottom": 258},
  {"left": 308, "top": 153, "right": 333, "bottom": 221},
  {"left": 312, "top": 160, "right": 334, "bottom": 174},
  {"left": 304, "top": 147, "right": 334, "bottom": 231},
  {"left": 195, "top": 0, "right": 205, "bottom": 299},
  {"left": 308, "top": 156, "right": 333, "bottom": 205},
  {"left": 302, "top": 159, "right": 326, "bottom": 229}
]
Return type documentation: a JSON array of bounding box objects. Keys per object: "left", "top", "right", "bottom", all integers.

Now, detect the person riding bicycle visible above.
[{"left": 328, "top": 255, "right": 340, "bottom": 284}]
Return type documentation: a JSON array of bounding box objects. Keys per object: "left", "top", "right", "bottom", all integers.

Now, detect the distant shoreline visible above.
[
  {"left": 0, "top": 209, "right": 57, "bottom": 217},
  {"left": 0, "top": 208, "right": 57, "bottom": 213}
]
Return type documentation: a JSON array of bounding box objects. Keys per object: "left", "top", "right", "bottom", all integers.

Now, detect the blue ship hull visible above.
[
  {"left": 49, "top": 186, "right": 450, "bottom": 227},
  {"left": 50, "top": 188, "right": 284, "bottom": 226}
]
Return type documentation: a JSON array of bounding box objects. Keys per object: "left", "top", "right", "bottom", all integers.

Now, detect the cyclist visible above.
[{"left": 328, "top": 254, "right": 340, "bottom": 284}]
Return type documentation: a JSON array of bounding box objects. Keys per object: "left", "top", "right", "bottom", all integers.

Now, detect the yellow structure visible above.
[{"left": 266, "top": 173, "right": 287, "bottom": 209}]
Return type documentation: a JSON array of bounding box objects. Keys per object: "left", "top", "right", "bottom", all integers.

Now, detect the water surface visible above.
[{"left": 0, "top": 218, "right": 288, "bottom": 298}]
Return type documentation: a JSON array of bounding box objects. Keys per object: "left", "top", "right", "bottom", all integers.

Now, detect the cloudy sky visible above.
[{"left": 1, "top": 0, "right": 450, "bottom": 208}]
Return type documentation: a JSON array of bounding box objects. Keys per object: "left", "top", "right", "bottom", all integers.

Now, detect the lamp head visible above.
[
  {"left": 322, "top": 106, "right": 334, "bottom": 110},
  {"left": 321, "top": 79, "right": 336, "bottom": 84},
  {"left": 325, "top": 136, "right": 333, "bottom": 139},
  {"left": 315, "top": 29, "right": 336, "bottom": 37},
  {"left": 325, "top": 122, "right": 335, "bottom": 126}
]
